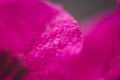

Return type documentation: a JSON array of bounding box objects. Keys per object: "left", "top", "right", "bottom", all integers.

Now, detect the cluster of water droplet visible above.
[{"left": 23, "top": 11, "right": 84, "bottom": 80}]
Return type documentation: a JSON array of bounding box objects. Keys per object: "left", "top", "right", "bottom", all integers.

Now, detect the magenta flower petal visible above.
[
  {"left": 79, "top": 2, "right": 120, "bottom": 80},
  {"left": 0, "top": 0, "right": 59, "bottom": 56},
  {"left": 23, "top": 1, "right": 84, "bottom": 79},
  {"left": 0, "top": 0, "right": 83, "bottom": 80}
]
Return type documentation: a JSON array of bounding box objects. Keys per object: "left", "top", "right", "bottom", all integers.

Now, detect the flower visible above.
[
  {"left": 0, "top": 0, "right": 83, "bottom": 80},
  {"left": 0, "top": 0, "right": 120, "bottom": 80}
]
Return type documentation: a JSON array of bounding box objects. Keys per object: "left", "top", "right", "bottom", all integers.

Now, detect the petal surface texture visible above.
[
  {"left": 23, "top": 1, "right": 83, "bottom": 80},
  {"left": 0, "top": 0, "right": 83, "bottom": 80}
]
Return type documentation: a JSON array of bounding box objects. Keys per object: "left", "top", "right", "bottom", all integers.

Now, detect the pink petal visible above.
[
  {"left": 80, "top": 4, "right": 120, "bottom": 80},
  {"left": 0, "top": 0, "right": 58, "bottom": 56},
  {"left": 0, "top": 0, "right": 84, "bottom": 80},
  {"left": 23, "top": 2, "right": 83, "bottom": 79}
]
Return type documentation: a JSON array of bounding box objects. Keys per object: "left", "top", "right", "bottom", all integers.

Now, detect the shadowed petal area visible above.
[{"left": 0, "top": 49, "right": 27, "bottom": 80}]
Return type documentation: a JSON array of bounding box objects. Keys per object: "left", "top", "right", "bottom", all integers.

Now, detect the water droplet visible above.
[
  {"left": 81, "top": 35, "right": 84, "bottom": 38},
  {"left": 64, "top": 37, "right": 69, "bottom": 42},
  {"left": 44, "top": 43, "right": 50, "bottom": 48},
  {"left": 72, "top": 38, "right": 77, "bottom": 43},
  {"left": 40, "top": 47, "right": 44, "bottom": 50},
  {"left": 34, "top": 52, "right": 39, "bottom": 58},
  {"left": 36, "top": 47, "right": 40, "bottom": 50},
  {"left": 53, "top": 38, "right": 60, "bottom": 45},
  {"left": 56, "top": 53, "right": 60, "bottom": 57}
]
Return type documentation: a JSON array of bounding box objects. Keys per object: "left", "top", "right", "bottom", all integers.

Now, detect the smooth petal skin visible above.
[
  {"left": 0, "top": 0, "right": 58, "bottom": 56},
  {"left": 80, "top": 3, "right": 120, "bottom": 80},
  {"left": 0, "top": 0, "right": 84, "bottom": 80}
]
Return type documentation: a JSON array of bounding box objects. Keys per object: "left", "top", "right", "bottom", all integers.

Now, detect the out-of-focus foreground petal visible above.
[
  {"left": 0, "top": 0, "right": 83, "bottom": 80},
  {"left": 0, "top": 0, "right": 59, "bottom": 56},
  {"left": 80, "top": 2, "right": 120, "bottom": 80}
]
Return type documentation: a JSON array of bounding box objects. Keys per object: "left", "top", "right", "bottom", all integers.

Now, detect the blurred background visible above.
[{"left": 51, "top": 0, "right": 115, "bottom": 20}]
